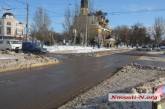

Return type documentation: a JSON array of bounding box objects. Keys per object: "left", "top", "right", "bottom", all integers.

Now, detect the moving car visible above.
[
  {"left": 0, "top": 40, "right": 22, "bottom": 51},
  {"left": 22, "top": 42, "right": 47, "bottom": 54}
]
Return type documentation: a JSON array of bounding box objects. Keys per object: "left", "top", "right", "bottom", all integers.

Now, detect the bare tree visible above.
[
  {"left": 63, "top": 2, "right": 85, "bottom": 44},
  {"left": 131, "top": 24, "right": 148, "bottom": 46},
  {"left": 31, "top": 7, "right": 52, "bottom": 44},
  {"left": 153, "top": 17, "right": 165, "bottom": 46},
  {"left": 113, "top": 24, "right": 150, "bottom": 47},
  {"left": 63, "top": 7, "right": 74, "bottom": 41},
  {"left": 74, "top": 1, "right": 80, "bottom": 17},
  {"left": 113, "top": 26, "right": 131, "bottom": 46},
  {"left": 89, "top": 0, "right": 95, "bottom": 13}
]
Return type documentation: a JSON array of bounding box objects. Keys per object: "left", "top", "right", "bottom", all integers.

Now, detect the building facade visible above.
[
  {"left": 73, "top": 0, "right": 115, "bottom": 47},
  {"left": 0, "top": 12, "right": 25, "bottom": 40},
  {"left": 80, "top": 0, "right": 89, "bottom": 16}
]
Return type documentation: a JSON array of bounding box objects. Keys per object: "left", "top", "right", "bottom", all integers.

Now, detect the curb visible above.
[{"left": 0, "top": 60, "right": 59, "bottom": 73}]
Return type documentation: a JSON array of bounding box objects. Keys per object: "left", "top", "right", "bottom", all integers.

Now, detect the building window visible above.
[
  {"left": 0, "top": 27, "right": 2, "bottom": 34},
  {"left": 0, "top": 21, "right": 2, "bottom": 25},
  {"left": 7, "top": 27, "right": 11, "bottom": 35},
  {"left": 7, "top": 22, "right": 11, "bottom": 25}
]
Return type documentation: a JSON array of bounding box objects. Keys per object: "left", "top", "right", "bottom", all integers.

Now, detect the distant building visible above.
[
  {"left": 80, "top": 0, "right": 89, "bottom": 16},
  {"left": 72, "top": 0, "right": 115, "bottom": 47},
  {"left": 0, "top": 12, "right": 25, "bottom": 40}
]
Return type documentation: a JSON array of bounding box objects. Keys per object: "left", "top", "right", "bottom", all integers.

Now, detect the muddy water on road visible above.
[{"left": 0, "top": 53, "right": 138, "bottom": 109}]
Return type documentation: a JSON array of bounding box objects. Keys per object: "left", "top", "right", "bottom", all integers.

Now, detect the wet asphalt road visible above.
[{"left": 0, "top": 53, "right": 138, "bottom": 109}]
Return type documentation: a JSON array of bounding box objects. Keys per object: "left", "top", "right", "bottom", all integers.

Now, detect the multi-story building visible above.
[{"left": 0, "top": 12, "right": 25, "bottom": 40}]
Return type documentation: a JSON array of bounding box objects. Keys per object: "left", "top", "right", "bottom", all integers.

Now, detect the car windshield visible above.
[
  {"left": 10, "top": 41, "right": 22, "bottom": 44},
  {"left": 34, "top": 42, "right": 42, "bottom": 48}
]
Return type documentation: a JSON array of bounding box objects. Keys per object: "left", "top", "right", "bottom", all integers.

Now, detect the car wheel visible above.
[{"left": 15, "top": 49, "right": 19, "bottom": 53}]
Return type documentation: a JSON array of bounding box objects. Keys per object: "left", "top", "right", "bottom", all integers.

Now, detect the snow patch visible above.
[{"left": 44, "top": 45, "right": 133, "bottom": 54}]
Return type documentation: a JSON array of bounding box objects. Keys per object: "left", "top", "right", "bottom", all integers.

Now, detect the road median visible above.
[{"left": 0, "top": 51, "right": 59, "bottom": 73}]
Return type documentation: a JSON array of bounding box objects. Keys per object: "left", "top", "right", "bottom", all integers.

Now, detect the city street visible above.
[
  {"left": 0, "top": 52, "right": 138, "bottom": 109},
  {"left": 0, "top": 0, "right": 165, "bottom": 109}
]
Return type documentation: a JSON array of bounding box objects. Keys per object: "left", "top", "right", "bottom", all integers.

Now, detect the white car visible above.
[{"left": 0, "top": 40, "right": 22, "bottom": 50}]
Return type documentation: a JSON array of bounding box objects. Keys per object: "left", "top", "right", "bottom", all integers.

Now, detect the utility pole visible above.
[
  {"left": 85, "top": 15, "right": 88, "bottom": 46},
  {"left": 25, "top": 0, "right": 29, "bottom": 41}
]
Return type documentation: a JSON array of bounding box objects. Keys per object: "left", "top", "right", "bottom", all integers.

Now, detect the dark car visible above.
[
  {"left": 160, "top": 46, "right": 165, "bottom": 50},
  {"left": 22, "top": 42, "right": 47, "bottom": 54}
]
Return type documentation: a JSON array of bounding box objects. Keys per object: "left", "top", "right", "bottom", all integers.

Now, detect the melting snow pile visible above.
[{"left": 44, "top": 45, "right": 132, "bottom": 54}]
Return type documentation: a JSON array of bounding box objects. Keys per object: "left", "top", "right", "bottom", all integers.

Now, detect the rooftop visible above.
[{"left": 2, "top": 12, "right": 15, "bottom": 19}]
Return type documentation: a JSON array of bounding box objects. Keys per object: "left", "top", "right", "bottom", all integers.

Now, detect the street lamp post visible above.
[
  {"left": 85, "top": 15, "right": 88, "bottom": 46},
  {"left": 25, "top": 0, "right": 29, "bottom": 41},
  {"left": 73, "top": 29, "right": 77, "bottom": 45}
]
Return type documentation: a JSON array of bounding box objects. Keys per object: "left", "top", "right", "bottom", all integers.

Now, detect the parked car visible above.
[
  {"left": 22, "top": 42, "right": 47, "bottom": 54},
  {"left": 137, "top": 46, "right": 152, "bottom": 51},
  {"left": 0, "top": 40, "right": 22, "bottom": 51},
  {"left": 160, "top": 46, "right": 165, "bottom": 50},
  {"left": 152, "top": 47, "right": 161, "bottom": 51}
]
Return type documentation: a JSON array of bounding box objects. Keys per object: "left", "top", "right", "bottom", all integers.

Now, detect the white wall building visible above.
[{"left": 0, "top": 12, "right": 25, "bottom": 40}]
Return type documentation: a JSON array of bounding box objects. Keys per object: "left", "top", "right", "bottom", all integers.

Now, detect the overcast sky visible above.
[{"left": 0, "top": 0, "right": 165, "bottom": 33}]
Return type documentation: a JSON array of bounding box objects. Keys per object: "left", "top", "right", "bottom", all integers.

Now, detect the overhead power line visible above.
[
  {"left": 14, "top": 0, "right": 26, "bottom": 5},
  {"left": 46, "top": 10, "right": 59, "bottom": 14},
  {"left": 108, "top": 8, "right": 165, "bottom": 15}
]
